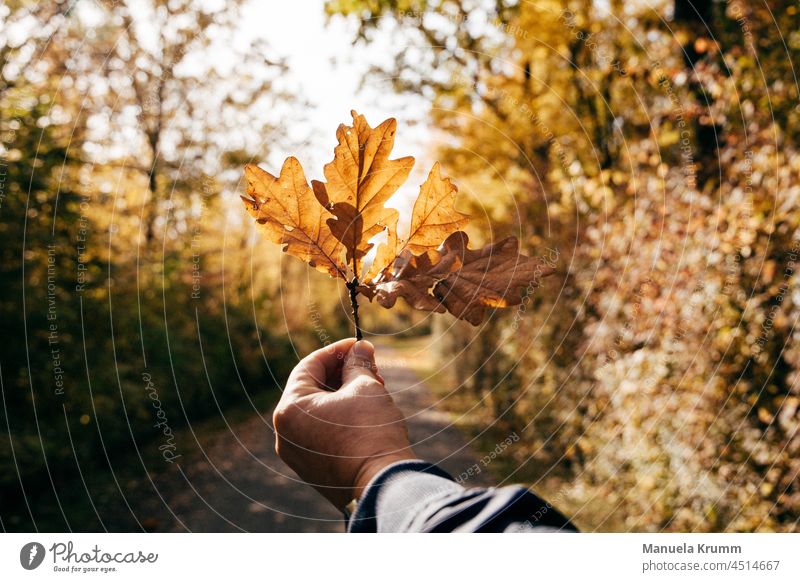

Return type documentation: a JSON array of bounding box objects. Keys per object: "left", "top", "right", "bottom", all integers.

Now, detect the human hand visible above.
[{"left": 273, "top": 338, "right": 416, "bottom": 509}]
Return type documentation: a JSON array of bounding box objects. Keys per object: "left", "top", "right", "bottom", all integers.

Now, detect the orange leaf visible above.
[
  {"left": 366, "top": 161, "right": 469, "bottom": 282},
  {"left": 241, "top": 158, "right": 346, "bottom": 278},
  {"left": 311, "top": 110, "right": 414, "bottom": 278}
]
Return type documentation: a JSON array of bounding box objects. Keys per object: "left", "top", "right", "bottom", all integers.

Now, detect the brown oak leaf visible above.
[
  {"left": 376, "top": 232, "right": 555, "bottom": 325},
  {"left": 241, "top": 158, "right": 346, "bottom": 278}
]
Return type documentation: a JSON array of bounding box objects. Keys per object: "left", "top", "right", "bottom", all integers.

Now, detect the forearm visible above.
[{"left": 347, "top": 460, "right": 577, "bottom": 533}]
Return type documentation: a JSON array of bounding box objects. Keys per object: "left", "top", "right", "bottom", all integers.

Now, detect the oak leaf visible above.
[
  {"left": 311, "top": 111, "right": 414, "bottom": 278},
  {"left": 366, "top": 161, "right": 468, "bottom": 282},
  {"left": 241, "top": 111, "right": 555, "bottom": 334},
  {"left": 376, "top": 232, "right": 555, "bottom": 325},
  {"left": 241, "top": 158, "right": 346, "bottom": 278}
]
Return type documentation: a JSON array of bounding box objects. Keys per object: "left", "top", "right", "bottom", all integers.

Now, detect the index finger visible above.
[{"left": 283, "top": 338, "right": 357, "bottom": 399}]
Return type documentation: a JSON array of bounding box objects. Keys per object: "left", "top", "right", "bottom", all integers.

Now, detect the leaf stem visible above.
[{"left": 346, "top": 277, "right": 363, "bottom": 341}]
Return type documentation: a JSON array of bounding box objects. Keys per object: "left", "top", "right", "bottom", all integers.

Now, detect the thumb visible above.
[{"left": 341, "top": 340, "right": 383, "bottom": 387}]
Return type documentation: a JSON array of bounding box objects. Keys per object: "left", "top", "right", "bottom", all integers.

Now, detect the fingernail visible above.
[{"left": 351, "top": 340, "right": 375, "bottom": 361}]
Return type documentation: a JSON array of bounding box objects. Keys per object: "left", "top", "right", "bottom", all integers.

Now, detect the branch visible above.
[{"left": 345, "top": 278, "right": 363, "bottom": 341}]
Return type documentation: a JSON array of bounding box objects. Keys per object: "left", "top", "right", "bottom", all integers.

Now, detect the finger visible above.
[
  {"left": 340, "top": 340, "right": 383, "bottom": 389},
  {"left": 285, "top": 338, "right": 357, "bottom": 398}
]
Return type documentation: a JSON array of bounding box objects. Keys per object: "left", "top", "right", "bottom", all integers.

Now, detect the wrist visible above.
[
  {"left": 346, "top": 460, "right": 459, "bottom": 532},
  {"left": 353, "top": 451, "right": 417, "bottom": 500}
]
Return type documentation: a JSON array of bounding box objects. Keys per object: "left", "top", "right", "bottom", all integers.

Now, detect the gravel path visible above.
[{"left": 128, "top": 344, "right": 489, "bottom": 532}]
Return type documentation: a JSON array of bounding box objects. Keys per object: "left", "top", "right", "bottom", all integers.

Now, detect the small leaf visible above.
[
  {"left": 372, "top": 249, "right": 449, "bottom": 314},
  {"left": 366, "top": 161, "right": 468, "bottom": 282}
]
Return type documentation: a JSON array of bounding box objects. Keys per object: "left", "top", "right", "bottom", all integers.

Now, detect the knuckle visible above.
[{"left": 272, "top": 403, "right": 296, "bottom": 432}]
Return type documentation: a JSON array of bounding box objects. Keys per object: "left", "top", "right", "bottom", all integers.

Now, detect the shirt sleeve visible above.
[{"left": 347, "top": 460, "right": 578, "bottom": 533}]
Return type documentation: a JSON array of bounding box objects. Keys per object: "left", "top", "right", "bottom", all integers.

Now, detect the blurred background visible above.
[{"left": 1, "top": 0, "right": 798, "bottom": 532}]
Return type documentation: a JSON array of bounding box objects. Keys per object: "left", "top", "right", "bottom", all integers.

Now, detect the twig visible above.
[{"left": 346, "top": 277, "right": 363, "bottom": 341}]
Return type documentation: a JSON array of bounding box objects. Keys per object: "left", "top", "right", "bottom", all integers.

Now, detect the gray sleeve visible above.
[{"left": 347, "top": 460, "right": 577, "bottom": 533}]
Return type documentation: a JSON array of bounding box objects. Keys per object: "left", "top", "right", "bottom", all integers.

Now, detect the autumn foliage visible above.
[
  {"left": 327, "top": 0, "right": 800, "bottom": 532},
  {"left": 241, "top": 111, "right": 553, "bottom": 334}
]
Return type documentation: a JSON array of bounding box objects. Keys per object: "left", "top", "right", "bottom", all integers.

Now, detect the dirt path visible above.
[{"left": 129, "top": 343, "right": 489, "bottom": 532}]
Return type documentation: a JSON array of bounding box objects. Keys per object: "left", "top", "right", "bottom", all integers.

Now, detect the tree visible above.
[
  {"left": 78, "top": 0, "right": 289, "bottom": 246},
  {"left": 328, "top": 0, "right": 800, "bottom": 531},
  {"left": 0, "top": 0, "right": 311, "bottom": 531}
]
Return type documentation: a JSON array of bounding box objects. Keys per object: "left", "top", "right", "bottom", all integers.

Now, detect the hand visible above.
[{"left": 273, "top": 338, "right": 416, "bottom": 509}]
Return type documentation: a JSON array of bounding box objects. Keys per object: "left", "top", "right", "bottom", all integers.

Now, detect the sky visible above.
[
  {"left": 245, "top": 0, "right": 433, "bottom": 178},
  {"left": 63, "top": 0, "right": 434, "bottom": 220},
  {"left": 242, "top": 0, "right": 437, "bottom": 224}
]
